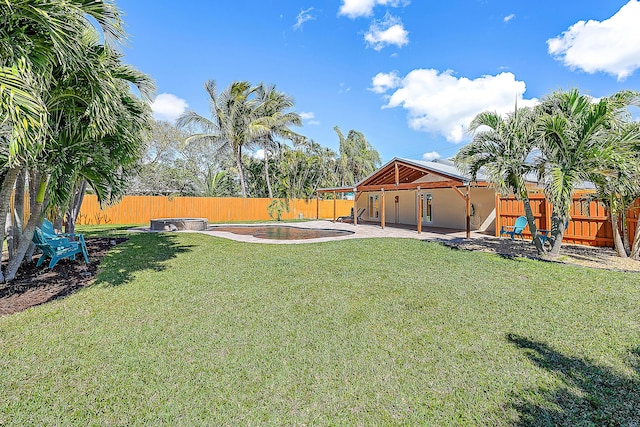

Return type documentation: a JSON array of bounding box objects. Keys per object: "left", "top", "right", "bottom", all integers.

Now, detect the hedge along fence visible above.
[
  {"left": 497, "top": 194, "right": 640, "bottom": 247},
  {"left": 76, "top": 195, "right": 353, "bottom": 225}
]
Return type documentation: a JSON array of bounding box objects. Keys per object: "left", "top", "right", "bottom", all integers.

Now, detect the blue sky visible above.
[{"left": 118, "top": 0, "right": 640, "bottom": 163}]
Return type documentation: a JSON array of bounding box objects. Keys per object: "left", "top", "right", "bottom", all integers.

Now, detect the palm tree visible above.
[
  {"left": 589, "top": 121, "right": 640, "bottom": 258},
  {"left": 177, "top": 80, "right": 262, "bottom": 197},
  {"left": 454, "top": 107, "right": 546, "bottom": 253},
  {"left": 253, "top": 84, "right": 302, "bottom": 198},
  {"left": 334, "top": 126, "right": 381, "bottom": 187},
  {"left": 0, "top": 0, "right": 130, "bottom": 282},
  {"left": 537, "top": 88, "right": 640, "bottom": 257}
]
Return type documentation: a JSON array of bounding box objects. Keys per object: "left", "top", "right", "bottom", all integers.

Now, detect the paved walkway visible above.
[{"left": 193, "top": 220, "right": 487, "bottom": 245}]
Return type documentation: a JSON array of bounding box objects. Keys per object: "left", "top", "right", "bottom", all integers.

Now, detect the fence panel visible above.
[
  {"left": 496, "top": 195, "right": 638, "bottom": 247},
  {"left": 76, "top": 195, "right": 352, "bottom": 225}
]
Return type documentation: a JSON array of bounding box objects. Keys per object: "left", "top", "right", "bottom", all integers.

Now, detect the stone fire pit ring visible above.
[{"left": 150, "top": 218, "right": 208, "bottom": 232}]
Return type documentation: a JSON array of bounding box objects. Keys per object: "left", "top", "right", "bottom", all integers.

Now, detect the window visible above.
[
  {"left": 422, "top": 193, "right": 432, "bottom": 223},
  {"left": 369, "top": 195, "right": 379, "bottom": 219}
]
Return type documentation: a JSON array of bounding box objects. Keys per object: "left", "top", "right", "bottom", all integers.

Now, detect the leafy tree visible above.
[
  {"left": 334, "top": 126, "right": 381, "bottom": 187},
  {"left": 454, "top": 107, "right": 545, "bottom": 254},
  {"left": 0, "top": 1, "right": 152, "bottom": 281},
  {"left": 276, "top": 137, "right": 338, "bottom": 199},
  {"left": 252, "top": 84, "right": 302, "bottom": 198},
  {"left": 177, "top": 80, "right": 263, "bottom": 197},
  {"left": 537, "top": 89, "right": 640, "bottom": 257}
]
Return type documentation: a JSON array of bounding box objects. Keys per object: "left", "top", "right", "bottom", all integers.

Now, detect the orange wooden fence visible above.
[
  {"left": 497, "top": 194, "right": 639, "bottom": 247},
  {"left": 76, "top": 195, "right": 352, "bottom": 225}
]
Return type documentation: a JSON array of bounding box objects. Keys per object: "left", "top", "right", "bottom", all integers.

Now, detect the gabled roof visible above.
[{"left": 354, "top": 157, "right": 487, "bottom": 192}]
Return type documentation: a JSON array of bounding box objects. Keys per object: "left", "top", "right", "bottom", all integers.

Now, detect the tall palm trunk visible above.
[
  {"left": 0, "top": 167, "right": 21, "bottom": 283},
  {"left": 522, "top": 198, "right": 545, "bottom": 254},
  {"left": 66, "top": 179, "right": 87, "bottom": 234},
  {"left": 630, "top": 217, "right": 640, "bottom": 260},
  {"left": 611, "top": 209, "right": 628, "bottom": 258},
  {"left": 548, "top": 210, "right": 567, "bottom": 258},
  {"left": 5, "top": 174, "right": 49, "bottom": 282},
  {"left": 264, "top": 148, "right": 273, "bottom": 199},
  {"left": 236, "top": 147, "right": 247, "bottom": 197}
]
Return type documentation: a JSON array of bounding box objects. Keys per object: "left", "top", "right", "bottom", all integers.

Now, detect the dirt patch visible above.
[
  {"left": 0, "top": 237, "right": 127, "bottom": 316},
  {"left": 441, "top": 236, "right": 640, "bottom": 273}
]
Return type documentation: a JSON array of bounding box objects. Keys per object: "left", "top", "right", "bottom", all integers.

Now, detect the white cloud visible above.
[
  {"left": 370, "top": 71, "right": 401, "bottom": 93},
  {"left": 293, "top": 7, "right": 316, "bottom": 30},
  {"left": 547, "top": 0, "right": 640, "bottom": 80},
  {"left": 151, "top": 93, "right": 188, "bottom": 122},
  {"left": 372, "top": 69, "right": 537, "bottom": 143},
  {"left": 300, "top": 112, "right": 320, "bottom": 125},
  {"left": 339, "top": 0, "right": 409, "bottom": 19},
  {"left": 422, "top": 151, "right": 441, "bottom": 161},
  {"left": 364, "top": 14, "right": 409, "bottom": 50},
  {"left": 503, "top": 14, "right": 515, "bottom": 23}
]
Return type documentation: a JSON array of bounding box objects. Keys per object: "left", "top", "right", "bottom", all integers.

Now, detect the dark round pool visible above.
[{"left": 209, "top": 225, "right": 354, "bottom": 240}]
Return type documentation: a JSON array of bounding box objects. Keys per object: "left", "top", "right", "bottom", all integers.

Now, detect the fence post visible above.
[{"left": 495, "top": 193, "right": 501, "bottom": 237}]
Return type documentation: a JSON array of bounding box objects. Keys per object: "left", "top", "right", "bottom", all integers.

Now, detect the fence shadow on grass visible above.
[
  {"left": 506, "top": 334, "right": 640, "bottom": 426},
  {"left": 92, "top": 232, "right": 194, "bottom": 288}
]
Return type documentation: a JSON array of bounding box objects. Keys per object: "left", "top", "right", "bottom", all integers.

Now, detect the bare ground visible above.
[
  {"left": 440, "top": 236, "right": 640, "bottom": 273},
  {"left": 0, "top": 238, "right": 127, "bottom": 316}
]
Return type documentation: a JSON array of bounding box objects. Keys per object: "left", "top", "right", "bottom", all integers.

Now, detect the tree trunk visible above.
[
  {"left": 25, "top": 170, "right": 38, "bottom": 263},
  {"left": 236, "top": 147, "right": 247, "bottom": 198},
  {"left": 13, "top": 169, "right": 26, "bottom": 255},
  {"left": 6, "top": 211, "right": 13, "bottom": 260},
  {"left": 0, "top": 167, "right": 21, "bottom": 283},
  {"left": 622, "top": 210, "right": 631, "bottom": 255},
  {"left": 611, "top": 209, "right": 628, "bottom": 258},
  {"left": 523, "top": 198, "right": 545, "bottom": 255},
  {"left": 631, "top": 216, "right": 640, "bottom": 260},
  {"left": 65, "top": 179, "right": 87, "bottom": 235},
  {"left": 264, "top": 149, "right": 273, "bottom": 199},
  {"left": 547, "top": 210, "right": 567, "bottom": 258},
  {"left": 5, "top": 175, "right": 49, "bottom": 282}
]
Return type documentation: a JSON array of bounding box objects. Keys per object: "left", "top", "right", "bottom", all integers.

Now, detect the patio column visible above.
[
  {"left": 466, "top": 183, "right": 471, "bottom": 239},
  {"left": 333, "top": 190, "right": 336, "bottom": 222},
  {"left": 353, "top": 188, "right": 358, "bottom": 226},
  {"left": 417, "top": 186, "right": 422, "bottom": 234},
  {"left": 381, "top": 188, "right": 385, "bottom": 229}
]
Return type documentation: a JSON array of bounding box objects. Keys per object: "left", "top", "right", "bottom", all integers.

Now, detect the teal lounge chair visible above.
[
  {"left": 500, "top": 216, "right": 527, "bottom": 240},
  {"left": 33, "top": 227, "right": 89, "bottom": 269}
]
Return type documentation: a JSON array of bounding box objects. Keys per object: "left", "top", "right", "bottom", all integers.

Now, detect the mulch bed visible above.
[
  {"left": 0, "top": 237, "right": 127, "bottom": 316},
  {"left": 440, "top": 236, "right": 640, "bottom": 273}
]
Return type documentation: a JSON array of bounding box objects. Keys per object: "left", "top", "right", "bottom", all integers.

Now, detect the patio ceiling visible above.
[{"left": 357, "top": 159, "right": 470, "bottom": 192}]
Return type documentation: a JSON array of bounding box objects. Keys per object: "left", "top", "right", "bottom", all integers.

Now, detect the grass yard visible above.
[{"left": 1, "top": 228, "right": 639, "bottom": 425}]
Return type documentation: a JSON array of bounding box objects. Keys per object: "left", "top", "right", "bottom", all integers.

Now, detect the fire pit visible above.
[{"left": 150, "top": 218, "right": 208, "bottom": 232}]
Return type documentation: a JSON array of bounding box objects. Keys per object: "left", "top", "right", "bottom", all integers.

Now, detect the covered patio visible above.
[{"left": 316, "top": 158, "right": 491, "bottom": 238}]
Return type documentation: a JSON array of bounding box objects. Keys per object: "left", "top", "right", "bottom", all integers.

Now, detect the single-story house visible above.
[{"left": 318, "top": 157, "right": 506, "bottom": 237}]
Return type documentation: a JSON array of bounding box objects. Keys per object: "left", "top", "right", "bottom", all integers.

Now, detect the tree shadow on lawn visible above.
[
  {"left": 506, "top": 334, "right": 640, "bottom": 426},
  {"left": 92, "top": 232, "right": 194, "bottom": 288}
]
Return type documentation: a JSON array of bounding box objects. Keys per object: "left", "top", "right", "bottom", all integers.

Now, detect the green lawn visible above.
[{"left": 1, "top": 228, "right": 639, "bottom": 426}]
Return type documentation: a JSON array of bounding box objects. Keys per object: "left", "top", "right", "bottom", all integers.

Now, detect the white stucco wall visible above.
[{"left": 356, "top": 187, "right": 496, "bottom": 232}]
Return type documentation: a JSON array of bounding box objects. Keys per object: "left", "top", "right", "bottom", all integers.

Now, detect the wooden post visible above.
[
  {"left": 495, "top": 192, "right": 501, "bottom": 237},
  {"left": 353, "top": 189, "right": 358, "bottom": 226},
  {"left": 417, "top": 187, "right": 422, "bottom": 234},
  {"left": 316, "top": 192, "right": 319, "bottom": 220},
  {"left": 394, "top": 162, "right": 399, "bottom": 186},
  {"left": 380, "top": 188, "right": 385, "bottom": 229},
  {"left": 544, "top": 196, "right": 552, "bottom": 231},
  {"left": 466, "top": 184, "right": 471, "bottom": 239},
  {"left": 332, "top": 191, "right": 336, "bottom": 222}
]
